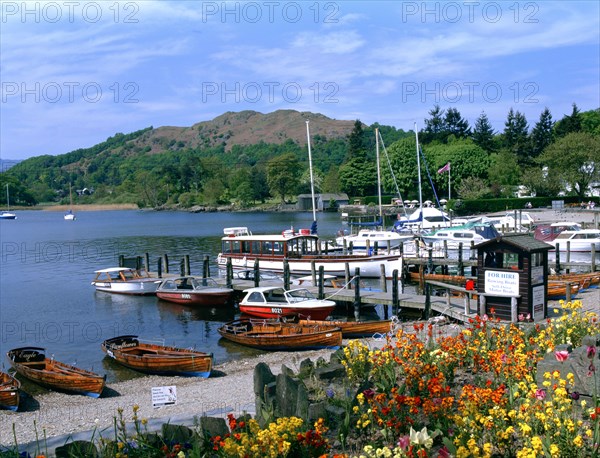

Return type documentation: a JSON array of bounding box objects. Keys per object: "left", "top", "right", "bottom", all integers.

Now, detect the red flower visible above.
[{"left": 555, "top": 350, "right": 569, "bottom": 362}]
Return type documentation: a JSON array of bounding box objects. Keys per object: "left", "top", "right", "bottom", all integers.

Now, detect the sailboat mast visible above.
[
  {"left": 414, "top": 122, "right": 423, "bottom": 231},
  {"left": 375, "top": 127, "right": 382, "bottom": 225},
  {"left": 6, "top": 184, "right": 9, "bottom": 210},
  {"left": 305, "top": 120, "right": 317, "bottom": 224}
]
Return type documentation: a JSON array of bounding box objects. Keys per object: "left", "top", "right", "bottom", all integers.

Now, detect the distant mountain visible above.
[
  {"left": 127, "top": 109, "right": 358, "bottom": 155},
  {"left": 0, "top": 159, "right": 21, "bottom": 172}
]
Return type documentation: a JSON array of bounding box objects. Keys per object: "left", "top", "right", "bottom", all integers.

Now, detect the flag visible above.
[{"left": 437, "top": 162, "right": 450, "bottom": 174}]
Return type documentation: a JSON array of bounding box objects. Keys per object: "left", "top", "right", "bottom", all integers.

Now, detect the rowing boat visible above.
[
  {"left": 102, "top": 335, "right": 213, "bottom": 377},
  {"left": 297, "top": 318, "right": 394, "bottom": 338},
  {"left": 218, "top": 318, "right": 342, "bottom": 351},
  {"left": 0, "top": 371, "right": 20, "bottom": 411},
  {"left": 7, "top": 347, "right": 105, "bottom": 398}
]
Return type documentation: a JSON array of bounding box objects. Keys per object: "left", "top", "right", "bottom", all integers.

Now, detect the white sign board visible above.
[
  {"left": 531, "top": 266, "right": 544, "bottom": 285},
  {"left": 152, "top": 386, "right": 177, "bottom": 408},
  {"left": 485, "top": 270, "right": 519, "bottom": 296},
  {"left": 532, "top": 285, "right": 545, "bottom": 320}
]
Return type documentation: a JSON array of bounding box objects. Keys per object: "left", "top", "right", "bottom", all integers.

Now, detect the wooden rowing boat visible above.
[
  {"left": 218, "top": 318, "right": 342, "bottom": 351},
  {"left": 7, "top": 347, "right": 105, "bottom": 398},
  {"left": 101, "top": 335, "right": 213, "bottom": 377},
  {"left": 549, "top": 272, "right": 599, "bottom": 290},
  {"left": 547, "top": 281, "right": 580, "bottom": 300},
  {"left": 0, "top": 371, "right": 20, "bottom": 411},
  {"left": 297, "top": 318, "right": 393, "bottom": 338}
]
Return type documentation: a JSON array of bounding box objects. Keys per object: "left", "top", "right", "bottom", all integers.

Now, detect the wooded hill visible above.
[{"left": 1, "top": 105, "right": 598, "bottom": 209}]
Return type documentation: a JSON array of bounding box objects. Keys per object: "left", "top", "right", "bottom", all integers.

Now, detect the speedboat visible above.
[
  {"left": 422, "top": 222, "right": 501, "bottom": 249},
  {"left": 91, "top": 267, "right": 159, "bottom": 295},
  {"left": 549, "top": 229, "right": 600, "bottom": 252},
  {"left": 394, "top": 207, "right": 456, "bottom": 232},
  {"left": 335, "top": 228, "right": 414, "bottom": 252},
  {"left": 155, "top": 276, "right": 234, "bottom": 306},
  {"left": 238, "top": 286, "right": 336, "bottom": 320},
  {"left": 534, "top": 222, "right": 583, "bottom": 243}
]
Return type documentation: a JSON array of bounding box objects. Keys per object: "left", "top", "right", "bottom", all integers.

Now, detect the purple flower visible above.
[
  {"left": 587, "top": 346, "right": 597, "bottom": 359},
  {"left": 326, "top": 388, "right": 334, "bottom": 398},
  {"left": 570, "top": 391, "right": 580, "bottom": 400}
]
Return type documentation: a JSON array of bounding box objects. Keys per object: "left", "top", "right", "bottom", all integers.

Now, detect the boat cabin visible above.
[{"left": 221, "top": 228, "right": 321, "bottom": 258}]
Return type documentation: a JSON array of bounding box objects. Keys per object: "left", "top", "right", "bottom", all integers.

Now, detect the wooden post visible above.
[
  {"left": 555, "top": 249, "right": 561, "bottom": 274},
  {"left": 318, "top": 266, "right": 325, "bottom": 300},
  {"left": 427, "top": 242, "right": 433, "bottom": 273},
  {"left": 118, "top": 254, "right": 124, "bottom": 267},
  {"left": 592, "top": 245, "right": 597, "bottom": 272},
  {"left": 511, "top": 297, "right": 518, "bottom": 323},
  {"left": 203, "top": 255, "right": 210, "bottom": 278},
  {"left": 566, "top": 242, "right": 571, "bottom": 274},
  {"left": 180, "top": 258, "right": 185, "bottom": 276},
  {"left": 470, "top": 241, "right": 476, "bottom": 260},
  {"left": 226, "top": 258, "right": 232, "bottom": 289},
  {"left": 311, "top": 260, "right": 317, "bottom": 286},
  {"left": 392, "top": 269, "right": 399, "bottom": 316},
  {"left": 345, "top": 263, "right": 351, "bottom": 290},
  {"left": 184, "top": 255, "right": 190, "bottom": 276},
  {"left": 349, "top": 241, "right": 354, "bottom": 254},
  {"left": 162, "top": 254, "right": 169, "bottom": 273},
  {"left": 374, "top": 241, "right": 379, "bottom": 255},
  {"left": 457, "top": 243, "right": 464, "bottom": 276},
  {"left": 424, "top": 282, "right": 431, "bottom": 320},
  {"left": 443, "top": 240, "right": 448, "bottom": 260},
  {"left": 157, "top": 257, "right": 162, "bottom": 278},
  {"left": 379, "top": 264, "right": 387, "bottom": 293},
  {"left": 353, "top": 268, "right": 361, "bottom": 320},
  {"left": 254, "top": 259, "right": 260, "bottom": 287},
  {"left": 283, "top": 259, "right": 290, "bottom": 290},
  {"left": 144, "top": 253, "right": 150, "bottom": 273},
  {"left": 479, "top": 294, "right": 486, "bottom": 316}
]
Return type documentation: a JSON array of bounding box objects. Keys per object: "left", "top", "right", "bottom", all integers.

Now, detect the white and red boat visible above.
[
  {"left": 156, "top": 276, "right": 234, "bottom": 306},
  {"left": 217, "top": 227, "right": 403, "bottom": 278},
  {"left": 238, "top": 286, "right": 335, "bottom": 320}
]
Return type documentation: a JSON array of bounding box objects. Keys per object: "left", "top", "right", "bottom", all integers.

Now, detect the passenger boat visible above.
[
  {"left": 297, "top": 318, "right": 394, "bottom": 338},
  {"left": 217, "top": 226, "right": 404, "bottom": 278},
  {"left": 218, "top": 318, "right": 342, "bottom": 351},
  {"left": 6, "top": 347, "right": 105, "bottom": 398},
  {"left": 291, "top": 274, "right": 344, "bottom": 288},
  {"left": 548, "top": 229, "right": 600, "bottom": 252},
  {"left": 155, "top": 276, "right": 234, "bottom": 306},
  {"left": 0, "top": 371, "right": 20, "bottom": 411},
  {"left": 91, "top": 267, "right": 159, "bottom": 295},
  {"left": 101, "top": 335, "right": 213, "bottom": 377},
  {"left": 238, "top": 286, "right": 336, "bottom": 320}
]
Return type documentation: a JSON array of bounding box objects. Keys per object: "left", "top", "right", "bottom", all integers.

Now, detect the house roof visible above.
[{"left": 475, "top": 233, "right": 553, "bottom": 252}]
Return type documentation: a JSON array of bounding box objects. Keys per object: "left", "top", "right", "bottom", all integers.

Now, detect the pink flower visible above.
[
  {"left": 587, "top": 346, "right": 597, "bottom": 359},
  {"left": 555, "top": 350, "right": 570, "bottom": 362},
  {"left": 535, "top": 389, "right": 546, "bottom": 400},
  {"left": 397, "top": 435, "right": 410, "bottom": 450}
]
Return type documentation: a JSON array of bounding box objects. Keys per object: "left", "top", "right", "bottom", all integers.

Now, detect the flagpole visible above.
[{"left": 448, "top": 162, "right": 451, "bottom": 201}]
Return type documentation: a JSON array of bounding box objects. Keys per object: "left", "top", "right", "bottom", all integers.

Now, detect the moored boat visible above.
[
  {"left": 238, "top": 286, "right": 336, "bottom": 320},
  {"left": 101, "top": 335, "right": 213, "bottom": 377},
  {"left": 6, "top": 347, "right": 105, "bottom": 398},
  {"left": 91, "top": 267, "right": 159, "bottom": 295},
  {"left": 297, "top": 317, "right": 394, "bottom": 338},
  {"left": 218, "top": 318, "right": 342, "bottom": 351},
  {"left": 0, "top": 371, "right": 20, "bottom": 411},
  {"left": 156, "top": 276, "right": 234, "bottom": 306},
  {"left": 217, "top": 227, "right": 404, "bottom": 278},
  {"left": 548, "top": 229, "right": 600, "bottom": 252}
]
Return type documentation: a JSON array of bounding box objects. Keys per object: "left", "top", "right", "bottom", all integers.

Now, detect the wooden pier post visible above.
[
  {"left": 226, "top": 258, "right": 233, "bottom": 289},
  {"left": 427, "top": 243, "right": 433, "bottom": 273},
  {"left": 254, "top": 259, "right": 260, "bottom": 287},
  {"left": 179, "top": 258, "right": 185, "bottom": 276},
  {"left": 311, "top": 260, "right": 317, "bottom": 286},
  {"left": 144, "top": 253, "right": 150, "bottom": 273},
  {"left": 318, "top": 266, "right": 325, "bottom": 299},
  {"left": 157, "top": 257, "right": 163, "bottom": 278},
  {"left": 374, "top": 241, "right": 379, "bottom": 255},
  {"left": 161, "top": 254, "right": 169, "bottom": 274},
  {"left": 392, "top": 269, "right": 399, "bottom": 316},
  {"left": 592, "top": 245, "right": 597, "bottom": 272},
  {"left": 379, "top": 264, "right": 387, "bottom": 293},
  {"left": 283, "top": 259, "right": 290, "bottom": 290},
  {"left": 566, "top": 242, "right": 571, "bottom": 274},
  {"left": 353, "top": 268, "right": 361, "bottom": 320},
  {"left": 118, "top": 254, "right": 124, "bottom": 267},
  {"left": 457, "top": 243, "right": 464, "bottom": 276},
  {"left": 345, "top": 263, "right": 351, "bottom": 290},
  {"left": 424, "top": 282, "right": 431, "bottom": 320},
  {"left": 555, "top": 249, "right": 561, "bottom": 274},
  {"left": 184, "top": 255, "right": 190, "bottom": 276},
  {"left": 203, "top": 255, "right": 210, "bottom": 278}
]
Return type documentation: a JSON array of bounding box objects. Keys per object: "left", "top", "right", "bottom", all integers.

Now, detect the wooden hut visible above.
[{"left": 475, "top": 234, "right": 553, "bottom": 322}]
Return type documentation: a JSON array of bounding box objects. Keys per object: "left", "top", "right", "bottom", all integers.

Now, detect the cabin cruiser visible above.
[
  {"left": 421, "top": 221, "right": 501, "bottom": 249},
  {"left": 548, "top": 229, "right": 600, "bottom": 252}
]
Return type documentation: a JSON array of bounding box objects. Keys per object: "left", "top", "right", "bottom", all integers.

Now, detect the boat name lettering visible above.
[
  {"left": 113, "top": 342, "right": 138, "bottom": 350},
  {"left": 19, "top": 352, "right": 39, "bottom": 361},
  {"left": 181, "top": 294, "right": 191, "bottom": 299},
  {"left": 271, "top": 307, "right": 283, "bottom": 314}
]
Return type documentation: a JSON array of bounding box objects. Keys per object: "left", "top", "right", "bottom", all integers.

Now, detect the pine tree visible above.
[
  {"left": 444, "top": 108, "right": 471, "bottom": 139},
  {"left": 554, "top": 103, "right": 582, "bottom": 137},
  {"left": 472, "top": 111, "right": 496, "bottom": 153},
  {"left": 504, "top": 108, "right": 531, "bottom": 165},
  {"left": 530, "top": 107, "right": 554, "bottom": 157},
  {"left": 421, "top": 105, "right": 446, "bottom": 143},
  {"left": 347, "top": 120, "right": 367, "bottom": 161}
]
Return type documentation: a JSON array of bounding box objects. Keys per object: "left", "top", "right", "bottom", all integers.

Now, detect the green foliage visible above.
[{"left": 266, "top": 153, "right": 302, "bottom": 203}]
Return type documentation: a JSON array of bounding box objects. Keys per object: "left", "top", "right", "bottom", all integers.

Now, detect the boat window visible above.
[
  {"left": 247, "top": 291, "right": 265, "bottom": 303},
  {"left": 251, "top": 241, "right": 261, "bottom": 254},
  {"left": 273, "top": 242, "right": 284, "bottom": 255}
]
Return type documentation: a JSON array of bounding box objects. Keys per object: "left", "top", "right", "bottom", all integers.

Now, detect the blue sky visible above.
[{"left": 1, "top": 1, "right": 599, "bottom": 160}]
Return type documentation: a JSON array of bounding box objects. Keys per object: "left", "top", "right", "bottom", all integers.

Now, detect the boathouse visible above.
[
  {"left": 296, "top": 193, "right": 349, "bottom": 212},
  {"left": 475, "top": 234, "right": 553, "bottom": 322}
]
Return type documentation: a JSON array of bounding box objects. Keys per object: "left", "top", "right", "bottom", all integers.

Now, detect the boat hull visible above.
[
  {"left": 218, "top": 319, "right": 342, "bottom": 351},
  {"left": 297, "top": 318, "right": 393, "bottom": 338},
  {"left": 7, "top": 348, "right": 105, "bottom": 398},
  {"left": 102, "top": 336, "right": 212, "bottom": 377},
  {"left": 156, "top": 289, "right": 232, "bottom": 306},
  {"left": 92, "top": 279, "right": 158, "bottom": 295},
  {"left": 0, "top": 372, "right": 20, "bottom": 411},
  {"left": 239, "top": 302, "right": 335, "bottom": 320}
]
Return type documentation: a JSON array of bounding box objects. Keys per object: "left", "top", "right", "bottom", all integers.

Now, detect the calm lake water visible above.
[{"left": 0, "top": 210, "right": 384, "bottom": 384}]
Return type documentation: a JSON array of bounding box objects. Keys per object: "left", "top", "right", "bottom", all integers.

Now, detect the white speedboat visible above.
[
  {"left": 155, "top": 276, "right": 234, "bottom": 306},
  {"left": 335, "top": 228, "right": 414, "bottom": 252},
  {"left": 394, "top": 207, "right": 456, "bottom": 232},
  {"left": 91, "top": 267, "right": 159, "bottom": 295},
  {"left": 422, "top": 222, "right": 501, "bottom": 249},
  {"left": 549, "top": 229, "right": 600, "bottom": 252},
  {"left": 238, "top": 286, "right": 336, "bottom": 320}
]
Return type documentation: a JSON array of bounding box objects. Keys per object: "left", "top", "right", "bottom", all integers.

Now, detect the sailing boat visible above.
[
  {"left": 335, "top": 128, "right": 414, "bottom": 252},
  {"left": 64, "top": 184, "right": 76, "bottom": 221},
  {"left": 0, "top": 184, "right": 17, "bottom": 220}
]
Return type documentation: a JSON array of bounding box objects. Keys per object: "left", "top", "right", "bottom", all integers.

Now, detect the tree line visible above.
[{"left": 1, "top": 105, "right": 598, "bottom": 208}]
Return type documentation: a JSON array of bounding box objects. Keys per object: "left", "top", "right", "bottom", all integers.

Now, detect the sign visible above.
[
  {"left": 531, "top": 266, "right": 544, "bottom": 285},
  {"left": 532, "top": 285, "right": 545, "bottom": 320},
  {"left": 152, "top": 386, "right": 177, "bottom": 408},
  {"left": 484, "top": 270, "right": 519, "bottom": 296}
]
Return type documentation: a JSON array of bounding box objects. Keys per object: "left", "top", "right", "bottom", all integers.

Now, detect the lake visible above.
[{"left": 0, "top": 210, "right": 384, "bottom": 384}]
